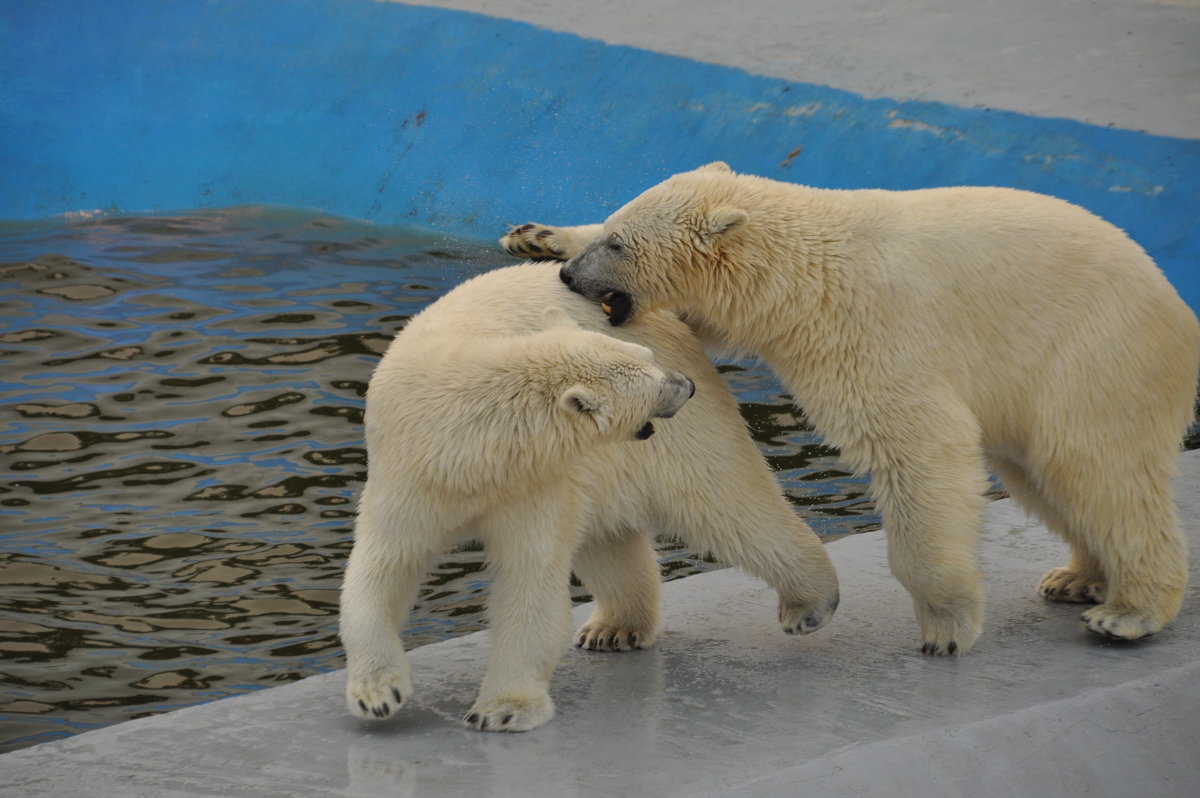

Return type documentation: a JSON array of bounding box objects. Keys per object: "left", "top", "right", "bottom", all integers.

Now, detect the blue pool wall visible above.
[{"left": 2, "top": 0, "right": 1197, "bottom": 312}]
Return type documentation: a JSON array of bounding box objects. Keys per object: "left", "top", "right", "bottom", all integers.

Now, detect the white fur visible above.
[
  {"left": 514, "top": 163, "right": 1200, "bottom": 655},
  {"left": 339, "top": 262, "right": 839, "bottom": 732}
]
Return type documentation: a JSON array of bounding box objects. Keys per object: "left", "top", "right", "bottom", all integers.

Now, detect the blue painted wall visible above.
[{"left": 2, "top": 0, "right": 1197, "bottom": 310}]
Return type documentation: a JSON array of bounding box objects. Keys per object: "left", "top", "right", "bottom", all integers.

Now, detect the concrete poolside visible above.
[{"left": 3, "top": 450, "right": 1198, "bottom": 797}]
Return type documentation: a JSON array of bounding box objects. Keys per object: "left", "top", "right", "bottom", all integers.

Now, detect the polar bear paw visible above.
[
  {"left": 916, "top": 600, "right": 983, "bottom": 656},
  {"left": 500, "top": 223, "right": 571, "bottom": 260},
  {"left": 779, "top": 593, "right": 838, "bottom": 635},
  {"left": 464, "top": 691, "right": 555, "bottom": 733},
  {"left": 1038, "top": 566, "right": 1106, "bottom": 604},
  {"left": 1080, "top": 604, "right": 1156, "bottom": 641},
  {"left": 574, "top": 620, "right": 655, "bottom": 652},
  {"left": 346, "top": 666, "right": 412, "bottom": 720}
]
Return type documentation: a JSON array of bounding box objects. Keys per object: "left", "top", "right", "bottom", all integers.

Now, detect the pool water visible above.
[{"left": 0, "top": 208, "right": 877, "bottom": 752}]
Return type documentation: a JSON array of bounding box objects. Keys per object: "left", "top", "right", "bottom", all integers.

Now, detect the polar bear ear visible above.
[
  {"left": 697, "top": 161, "right": 732, "bottom": 174},
  {"left": 539, "top": 307, "right": 579, "bottom": 331},
  {"left": 704, "top": 206, "right": 748, "bottom": 237},
  {"left": 559, "top": 385, "right": 610, "bottom": 432}
]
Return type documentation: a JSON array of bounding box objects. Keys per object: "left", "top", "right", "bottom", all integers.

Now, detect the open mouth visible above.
[
  {"left": 635, "top": 421, "right": 655, "bottom": 440},
  {"left": 598, "top": 291, "right": 633, "bottom": 326}
]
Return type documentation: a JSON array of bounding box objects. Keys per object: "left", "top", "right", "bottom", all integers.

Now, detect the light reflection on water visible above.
[{"left": 0, "top": 208, "right": 877, "bottom": 752}]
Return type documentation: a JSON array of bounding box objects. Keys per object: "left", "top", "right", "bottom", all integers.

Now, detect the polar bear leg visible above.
[
  {"left": 989, "top": 455, "right": 1108, "bottom": 603},
  {"left": 341, "top": 498, "right": 443, "bottom": 720},
  {"left": 657, "top": 472, "right": 840, "bottom": 636},
  {"left": 1042, "top": 463, "right": 1186, "bottom": 641},
  {"left": 871, "top": 411, "right": 990, "bottom": 655},
  {"left": 572, "top": 531, "right": 661, "bottom": 651},
  {"left": 500, "top": 223, "right": 602, "bottom": 260},
  {"left": 466, "top": 489, "right": 580, "bottom": 732}
]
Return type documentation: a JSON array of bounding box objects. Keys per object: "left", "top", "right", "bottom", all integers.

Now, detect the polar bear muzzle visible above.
[
  {"left": 598, "top": 291, "right": 634, "bottom": 326},
  {"left": 559, "top": 254, "right": 636, "bottom": 326}
]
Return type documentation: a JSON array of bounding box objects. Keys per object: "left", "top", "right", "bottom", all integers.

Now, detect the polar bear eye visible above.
[{"left": 608, "top": 241, "right": 624, "bottom": 254}]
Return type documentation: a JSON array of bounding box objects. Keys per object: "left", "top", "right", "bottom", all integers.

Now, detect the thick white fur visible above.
[
  {"left": 508, "top": 162, "right": 1200, "bottom": 655},
  {"left": 340, "top": 262, "right": 838, "bottom": 732}
]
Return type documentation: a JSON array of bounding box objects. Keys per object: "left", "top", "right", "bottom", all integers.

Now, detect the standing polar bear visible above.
[
  {"left": 340, "top": 262, "right": 839, "bottom": 732},
  {"left": 504, "top": 162, "right": 1200, "bottom": 656}
]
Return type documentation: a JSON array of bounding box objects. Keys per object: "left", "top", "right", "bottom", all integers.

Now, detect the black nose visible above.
[{"left": 559, "top": 264, "right": 573, "bottom": 286}]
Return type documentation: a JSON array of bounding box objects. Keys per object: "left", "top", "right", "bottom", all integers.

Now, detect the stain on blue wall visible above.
[{"left": 2, "top": 0, "right": 1197, "bottom": 309}]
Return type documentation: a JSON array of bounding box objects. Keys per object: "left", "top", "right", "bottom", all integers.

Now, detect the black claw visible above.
[
  {"left": 947, "top": 641, "right": 958, "bottom": 655},
  {"left": 392, "top": 687, "right": 404, "bottom": 704},
  {"left": 502, "top": 714, "right": 514, "bottom": 726},
  {"left": 358, "top": 700, "right": 368, "bottom": 713},
  {"left": 466, "top": 712, "right": 480, "bottom": 725},
  {"left": 480, "top": 717, "right": 489, "bottom": 730}
]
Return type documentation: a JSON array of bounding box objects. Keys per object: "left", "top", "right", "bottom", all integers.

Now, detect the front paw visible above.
[
  {"left": 500, "top": 223, "right": 570, "bottom": 260},
  {"left": 915, "top": 598, "right": 983, "bottom": 656},
  {"left": 779, "top": 591, "right": 839, "bottom": 635},
  {"left": 346, "top": 665, "right": 412, "bottom": 720},
  {"left": 464, "top": 690, "right": 555, "bottom": 732},
  {"left": 574, "top": 620, "right": 656, "bottom": 651}
]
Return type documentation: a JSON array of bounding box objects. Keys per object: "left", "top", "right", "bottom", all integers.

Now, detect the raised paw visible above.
[
  {"left": 1080, "top": 604, "right": 1157, "bottom": 641},
  {"left": 1038, "top": 566, "right": 1106, "bottom": 604},
  {"left": 346, "top": 666, "right": 411, "bottom": 720},
  {"left": 464, "top": 691, "right": 554, "bottom": 733},
  {"left": 778, "top": 592, "right": 839, "bottom": 635},
  {"left": 574, "top": 620, "right": 655, "bottom": 652},
  {"left": 915, "top": 598, "right": 983, "bottom": 656},
  {"left": 499, "top": 223, "right": 570, "bottom": 260}
]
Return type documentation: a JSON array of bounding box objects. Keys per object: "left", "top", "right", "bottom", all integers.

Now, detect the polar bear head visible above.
[
  {"left": 530, "top": 308, "right": 695, "bottom": 443},
  {"left": 415, "top": 307, "right": 696, "bottom": 493},
  {"left": 379, "top": 305, "right": 696, "bottom": 496},
  {"left": 559, "top": 162, "right": 748, "bottom": 326}
]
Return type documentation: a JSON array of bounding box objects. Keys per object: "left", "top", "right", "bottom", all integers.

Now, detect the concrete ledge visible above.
[{"left": 3, "top": 450, "right": 1197, "bottom": 797}]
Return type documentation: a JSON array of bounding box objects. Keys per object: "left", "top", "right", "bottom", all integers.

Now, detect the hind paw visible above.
[
  {"left": 1081, "top": 605, "right": 1158, "bottom": 640},
  {"left": 1039, "top": 566, "right": 1106, "bottom": 604},
  {"left": 779, "top": 592, "right": 838, "bottom": 635}
]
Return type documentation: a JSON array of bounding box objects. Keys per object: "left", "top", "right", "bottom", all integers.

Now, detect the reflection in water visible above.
[{"left": 0, "top": 208, "right": 878, "bottom": 752}]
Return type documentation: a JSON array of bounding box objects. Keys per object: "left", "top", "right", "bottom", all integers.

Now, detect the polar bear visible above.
[
  {"left": 504, "top": 162, "right": 1200, "bottom": 656},
  {"left": 340, "top": 262, "right": 839, "bottom": 732}
]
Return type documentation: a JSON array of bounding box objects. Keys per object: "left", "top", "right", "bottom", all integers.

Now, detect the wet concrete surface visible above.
[{"left": 3, "top": 452, "right": 1197, "bottom": 797}]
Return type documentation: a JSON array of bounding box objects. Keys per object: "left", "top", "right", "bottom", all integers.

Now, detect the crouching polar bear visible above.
[
  {"left": 340, "top": 262, "right": 838, "bottom": 732},
  {"left": 504, "top": 162, "right": 1200, "bottom": 656}
]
